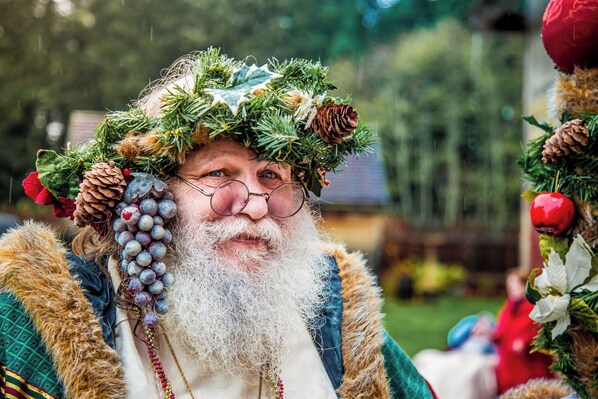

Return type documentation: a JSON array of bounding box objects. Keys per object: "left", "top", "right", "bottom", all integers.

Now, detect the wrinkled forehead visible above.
[{"left": 179, "top": 139, "right": 291, "bottom": 175}]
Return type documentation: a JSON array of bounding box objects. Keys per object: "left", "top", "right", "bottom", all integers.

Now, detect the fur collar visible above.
[
  {"left": 0, "top": 222, "right": 126, "bottom": 399},
  {"left": 324, "top": 243, "right": 391, "bottom": 399},
  {"left": 498, "top": 378, "right": 573, "bottom": 399}
]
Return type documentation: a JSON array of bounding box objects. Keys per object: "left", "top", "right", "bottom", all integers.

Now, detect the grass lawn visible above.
[{"left": 382, "top": 295, "right": 504, "bottom": 357}]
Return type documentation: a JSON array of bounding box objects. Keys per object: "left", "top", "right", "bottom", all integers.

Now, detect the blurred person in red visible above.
[{"left": 494, "top": 268, "right": 555, "bottom": 394}]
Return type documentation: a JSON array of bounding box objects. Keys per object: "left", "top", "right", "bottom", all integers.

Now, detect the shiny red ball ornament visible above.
[
  {"left": 530, "top": 192, "right": 575, "bottom": 236},
  {"left": 542, "top": 0, "right": 598, "bottom": 74}
]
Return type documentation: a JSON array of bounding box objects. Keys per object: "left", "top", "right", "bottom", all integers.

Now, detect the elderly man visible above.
[{"left": 3, "top": 49, "right": 436, "bottom": 399}]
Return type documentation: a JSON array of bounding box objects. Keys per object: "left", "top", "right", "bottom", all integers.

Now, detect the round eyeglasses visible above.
[{"left": 176, "top": 176, "right": 309, "bottom": 218}]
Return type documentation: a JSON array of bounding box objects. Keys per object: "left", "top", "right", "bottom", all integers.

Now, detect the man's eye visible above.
[
  {"left": 259, "top": 170, "right": 286, "bottom": 189},
  {"left": 260, "top": 170, "right": 282, "bottom": 180},
  {"left": 206, "top": 170, "right": 224, "bottom": 178}
]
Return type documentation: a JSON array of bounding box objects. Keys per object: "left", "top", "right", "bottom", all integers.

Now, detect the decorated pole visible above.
[{"left": 519, "top": 1, "right": 598, "bottom": 398}]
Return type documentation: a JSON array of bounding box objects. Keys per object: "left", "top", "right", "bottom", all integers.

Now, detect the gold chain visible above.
[{"left": 161, "top": 328, "right": 197, "bottom": 399}]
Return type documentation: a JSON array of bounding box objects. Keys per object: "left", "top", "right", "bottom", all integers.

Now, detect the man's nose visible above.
[{"left": 237, "top": 180, "right": 269, "bottom": 220}]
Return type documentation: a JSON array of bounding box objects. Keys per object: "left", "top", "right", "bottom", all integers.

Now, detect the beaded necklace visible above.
[{"left": 137, "top": 315, "right": 285, "bottom": 399}]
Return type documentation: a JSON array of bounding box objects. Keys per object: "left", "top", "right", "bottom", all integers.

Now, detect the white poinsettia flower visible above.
[
  {"left": 529, "top": 295, "right": 571, "bottom": 338},
  {"left": 534, "top": 249, "right": 568, "bottom": 295},
  {"left": 577, "top": 273, "right": 598, "bottom": 292},
  {"left": 530, "top": 235, "right": 595, "bottom": 338},
  {"left": 564, "top": 235, "right": 593, "bottom": 290}
]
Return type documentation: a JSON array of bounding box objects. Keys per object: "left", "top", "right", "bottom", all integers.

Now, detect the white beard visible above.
[{"left": 161, "top": 209, "right": 328, "bottom": 376}]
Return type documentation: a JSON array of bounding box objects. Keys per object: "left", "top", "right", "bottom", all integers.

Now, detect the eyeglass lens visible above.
[{"left": 210, "top": 180, "right": 305, "bottom": 218}]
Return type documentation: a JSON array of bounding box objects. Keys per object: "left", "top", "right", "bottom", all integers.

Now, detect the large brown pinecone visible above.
[
  {"left": 73, "top": 161, "right": 126, "bottom": 226},
  {"left": 310, "top": 104, "right": 359, "bottom": 144},
  {"left": 542, "top": 119, "right": 589, "bottom": 164}
]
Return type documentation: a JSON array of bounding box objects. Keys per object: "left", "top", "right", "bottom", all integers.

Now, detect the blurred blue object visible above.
[
  {"left": 448, "top": 313, "right": 496, "bottom": 355},
  {"left": 448, "top": 314, "right": 479, "bottom": 348},
  {"left": 0, "top": 213, "right": 22, "bottom": 236}
]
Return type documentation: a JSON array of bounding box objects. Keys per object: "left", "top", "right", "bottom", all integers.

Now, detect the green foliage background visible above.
[
  {"left": 1, "top": 0, "right": 523, "bottom": 231},
  {"left": 383, "top": 295, "right": 504, "bottom": 357},
  {"left": 329, "top": 21, "right": 524, "bottom": 229}
]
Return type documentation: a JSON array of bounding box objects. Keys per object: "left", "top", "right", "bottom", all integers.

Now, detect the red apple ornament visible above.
[{"left": 530, "top": 192, "right": 575, "bottom": 236}]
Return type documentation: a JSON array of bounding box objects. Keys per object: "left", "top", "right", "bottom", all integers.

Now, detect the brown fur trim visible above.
[
  {"left": 191, "top": 124, "right": 213, "bottom": 146},
  {"left": 550, "top": 68, "right": 598, "bottom": 118},
  {"left": 323, "top": 243, "right": 391, "bottom": 399},
  {"left": 0, "top": 222, "right": 126, "bottom": 399},
  {"left": 138, "top": 131, "right": 189, "bottom": 165},
  {"left": 115, "top": 133, "right": 143, "bottom": 160},
  {"left": 115, "top": 124, "right": 213, "bottom": 166},
  {"left": 498, "top": 378, "right": 573, "bottom": 399}
]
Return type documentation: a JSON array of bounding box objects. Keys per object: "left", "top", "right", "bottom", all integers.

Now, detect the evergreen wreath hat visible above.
[
  {"left": 519, "top": 1, "right": 598, "bottom": 398},
  {"left": 23, "top": 47, "right": 375, "bottom": 228}
]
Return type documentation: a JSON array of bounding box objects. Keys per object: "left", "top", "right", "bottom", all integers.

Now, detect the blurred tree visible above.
[
  {"left": 0, "top": 0, "right": 70, "bottom": 204},
  {"left": 330, "top": 20, "right": 524, "bottom": 230},
  {"left": 0, "top": 0, "right": 522, "bottom": 210},
  {"left": 0, "top": 0, "right": 365, "bottom": 206},
  {"left": 358, "top": 0, "right": 478, "bottom": 34}
]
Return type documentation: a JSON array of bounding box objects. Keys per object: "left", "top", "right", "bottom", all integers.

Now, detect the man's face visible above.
[
  {"left": 164, "top": 142, "right": 326, "bottom": 373},
  {"left": 173, "top": 140, "right": 294, "bottom": 268}
]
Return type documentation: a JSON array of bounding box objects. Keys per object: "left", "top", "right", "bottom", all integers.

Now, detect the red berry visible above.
[
  {"left": 122, "top": 167, "right": 132, "bottom": 178},
  {"left": 530, "top": 192, "right": 575, "bottom": 236},
  {"left": 122, "top": 210, "right": 132, "bottom": 220}
]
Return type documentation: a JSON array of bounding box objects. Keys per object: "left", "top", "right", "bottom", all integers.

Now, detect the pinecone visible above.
[
  {"left": 310, "top": 104, "right": 359, "bottom": 144},
  {"left": 73, "top": 161, "right": 127, "bottom": 226},
  {"left": 542, "top": 119, "right": 589, "bottom": 164}
]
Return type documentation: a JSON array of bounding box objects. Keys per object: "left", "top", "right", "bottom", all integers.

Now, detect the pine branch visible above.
[
  {"left": 190, "top": 47, "right": 239, "bottom": 86},
  {"left": 255, "top": 111, "right": 300, "bottom": 162},
  {"left": 270, "top": 58, "right": 335, "bottom": 93},
  {"left": 103, "top": 109, "right": 155, "bottom": 138}
]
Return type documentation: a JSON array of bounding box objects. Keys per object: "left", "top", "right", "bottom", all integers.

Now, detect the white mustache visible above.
[{"left": 194, "top": 217, "right": 285, "bottom": 247}]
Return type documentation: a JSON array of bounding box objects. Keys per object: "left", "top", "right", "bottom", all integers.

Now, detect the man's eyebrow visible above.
[
  {"left": 198, "top": 150, "right": 246, "bottom": 163},
  {"left": 199, "top": 150, "right": 286, "bottom": 166}
]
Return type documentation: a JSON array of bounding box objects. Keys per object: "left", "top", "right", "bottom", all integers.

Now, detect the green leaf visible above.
[
  {"left": 523, "top": 115, "right": 555, "bottom": 134},
  {"left": 521, "top": 189, "right": 538, "bottom": 203},
  {"left": 525, "top": 272, "right": 542, "bottom": 305},
  {"left": 569, "top": 298, "right": 598, "bottom": 333},
  {"left": 36, "top": 150, "right": 79, "bottom": 199},
  {"left": 205, "top": 64, "right": 282, "bottom": 115},
  {"left": 539, "top": 235, "right": 569, "bottom": 262}
]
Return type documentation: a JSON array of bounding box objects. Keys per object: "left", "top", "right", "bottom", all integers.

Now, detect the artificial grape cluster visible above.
[{"left": 113, "top": 173, "right": 177, "bottom": 327}]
